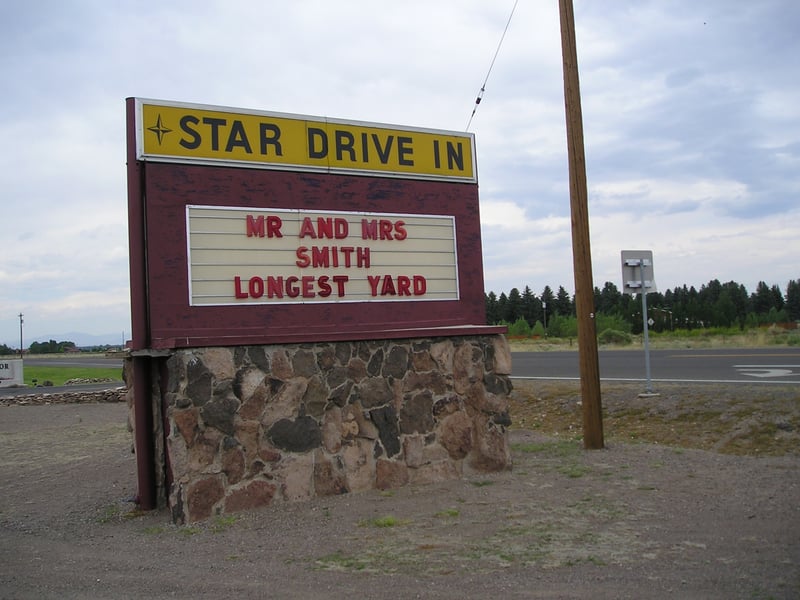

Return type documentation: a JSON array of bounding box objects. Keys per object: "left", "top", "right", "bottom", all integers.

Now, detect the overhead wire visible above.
[{"left": 466, "top": 0, "right": 519, "bottom": 131}]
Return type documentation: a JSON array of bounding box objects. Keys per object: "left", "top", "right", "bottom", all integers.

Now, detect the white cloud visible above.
[{"left": 1, "top": 0, "right": 798, "bottom": 344}]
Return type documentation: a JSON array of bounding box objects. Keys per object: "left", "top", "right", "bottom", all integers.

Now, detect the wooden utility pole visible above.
[
  {"left": 18, "top": 313, "right": 24, "bottom": 359},
  {"left": 558, "top": 0, "right": 604, "bottom": 449}
]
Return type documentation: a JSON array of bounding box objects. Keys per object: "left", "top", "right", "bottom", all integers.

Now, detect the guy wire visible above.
[{"left": 466, "top": 0, "right": 519, "bottom": 131}]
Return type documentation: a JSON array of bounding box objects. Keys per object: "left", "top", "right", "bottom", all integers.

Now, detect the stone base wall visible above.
[{"left": 157, "top": 334, "right": 512, "bottom": 523}]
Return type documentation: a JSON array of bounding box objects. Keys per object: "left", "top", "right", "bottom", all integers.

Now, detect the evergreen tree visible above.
[
  {"left": 751, "top": 281, "right": 773, "bottom": 314},
  {"left": 555, "top": 285, "right": 573, "bottom": 316},
  {"left": 770, "top": 284, "right": 785, "bottom": 311},
  {"left": 497, "top": 292, "right": 508, "bottom": 323},
  {"left": 486, "top": 277, "right": 796, "bottom": 332},
  {"left": 699, "top": 279, "right": 722, "bottom": 306},
  {"left": 521, "top": 286, "right": 539, "bottom": 326},
  {"left": 485, "top": 292, "right": 501, "bottom": 324},
  {"left": 713, "top": 289, "right": 737, "bottom": 327},
  {"left": 505, "top": 288, "right": 522, "bottom": 323},
  {"left": 786, "top": 279, "right": 800, "bottom": 320},
  {"left": 597, "top": 281, "right": 622, "bottom": 314},
  {"left": 722, "top": 281, "right": 749, "bottom": 326}
]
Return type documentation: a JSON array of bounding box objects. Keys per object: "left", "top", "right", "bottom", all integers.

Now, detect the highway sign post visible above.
[{"left": 621, "top": 250, "right": 659, "bottom": 396}]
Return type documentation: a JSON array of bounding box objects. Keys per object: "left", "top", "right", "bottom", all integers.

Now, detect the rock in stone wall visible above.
[{"left": 160, "top": 334, "right": 512, "bottom": 523}]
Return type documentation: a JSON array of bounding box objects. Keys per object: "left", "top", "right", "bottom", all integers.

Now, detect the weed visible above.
[
  {"left": 558, "top": 463, "right": 591, "bottom": 478},
  {"left": 435, "top": 508, "right": 460, "bottom": 518},
  {"left": 96, "top": 504, "right": 121, "bottom": 524},
  {"left": 567, "top": 555, "right": 607, "bottom": 566},
  {"left": 211, "top": 514, "right": 238, "bottom": 533},
  {"left": 469, "top": 480, "right": 495, "bottom": 488},
  {"left": 315, "top": 550, "right": 369, "bottom": 571},
  {"left": 360, "top": 515, "right": 405, "bottom": 528},
  {"left": 180, "top": 526, "right": 202, "bottom": 536}
]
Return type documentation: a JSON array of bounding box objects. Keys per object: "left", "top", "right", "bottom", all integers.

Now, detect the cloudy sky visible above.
[{"left": 1, "top": 0, "right": 798, "bottom": 346}]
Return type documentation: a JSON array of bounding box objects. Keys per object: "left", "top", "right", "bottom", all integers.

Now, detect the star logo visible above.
[{"left": 147, "top": 114, "right": 172, "bottom": 145}]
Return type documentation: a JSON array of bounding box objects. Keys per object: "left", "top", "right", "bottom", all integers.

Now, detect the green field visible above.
[{"left": 22, "top": 366, "right": 124, "bottom": 387}]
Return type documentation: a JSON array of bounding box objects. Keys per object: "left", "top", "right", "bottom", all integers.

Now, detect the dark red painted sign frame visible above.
[{"left": 126, "top": 98, "right": 502, "bottom": 350}]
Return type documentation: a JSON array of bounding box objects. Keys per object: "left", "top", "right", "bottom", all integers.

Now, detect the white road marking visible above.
[
  {"left": 511, "top": 376, "right": 800, "bottom": 384},
  {"left": 734, "top": 364, "right": 798, "bottom": 378}
]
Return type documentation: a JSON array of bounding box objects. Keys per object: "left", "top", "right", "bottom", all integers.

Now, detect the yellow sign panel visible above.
[
  {"left": 187, "top": 206, "right": 459, "bottom": 306},
  {"left": 136, "top": 99, "right": 476, "bottom": 182}
]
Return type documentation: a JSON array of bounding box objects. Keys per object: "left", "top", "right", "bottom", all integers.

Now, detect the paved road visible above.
[
  {"left": 512, "top": 347, "right": 800, "bottom": 384},
  {"left": 3, "top": 348, "right": 799, "bottom": 397},
  {"left": 19, "top": 356, "right": 123, "bottom": 369}
]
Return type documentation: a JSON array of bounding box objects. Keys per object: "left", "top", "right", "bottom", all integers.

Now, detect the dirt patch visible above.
[
  {"left": 1, "top": 386, "right": 799, "bottom": 599},
  {"left": 510, "top": 380, "right": 800, "bottom": 456}
]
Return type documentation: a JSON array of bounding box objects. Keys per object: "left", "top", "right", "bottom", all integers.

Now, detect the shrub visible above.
[
  {"left": 531, "top": 321, "right": 546, "bottom": 337},
  {"left": 598, "top": 329, "right": 633, "bottom": 345},
  {"left": 507, "top": 317, "right": 532, "bottom": 337}
]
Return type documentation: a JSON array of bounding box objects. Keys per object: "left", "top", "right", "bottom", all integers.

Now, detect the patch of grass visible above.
[
  {"left": 510, "top": 380, "right": 800, "bottom": 457},
  {"left": 469, "top": 480, "right": 495, "bottom": 488},
  {"left": 315, "top": 550, "right": 370, "bottom": 571},
  {"left": 567, "top": 495, "right": 626, "bottom": 521},
  {"left": 179, "top": 526, "right": 202, "bottom": 536},
  {"left": 512, "top": 438, "right": 589, "bottom": 478},
  {"left": 434, "top": 508, "right": 460, "bottom": 518},
  {"left": 718, "top": 420, "right": 800, "bottom": 456},
  {"left": 97, "top": 504, "right": 121, "bottom": 524},
  {"left": 558, "top": 463, "right": 591, "bottom": 478},
  {"left": 499, "top": 523, "right": 555, "bottom": 542},
  {"left": 96, "top": 503, "right": 144, "bottom": 523},
  {"left": 360, "top": 515, "right": 405, "bottom": 528},
  {"left": 142, "top": 525, "right": 167, "bottom": 535},
  {"left": 567, "top": 554, "right": 607, "bottom": 566},
  {"left": 23, "top": 366, "right": 123, "bottom": 387},
  {"left": 211, "top": 514, "right": 238, "bottom": 532}
]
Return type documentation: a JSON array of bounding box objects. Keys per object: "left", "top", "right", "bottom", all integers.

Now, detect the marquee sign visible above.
[
  {"left": 136, "top": 99, "right": 476, "bottom": 182},
  {"left": 187, "top": 206, "right": 458, "bottom": 306},
  {"left": 127, "top": 98, "right": 494, "bottom": 349}
]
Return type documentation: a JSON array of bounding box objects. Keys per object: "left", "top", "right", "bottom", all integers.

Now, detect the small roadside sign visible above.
[
  {"left": 0, "top": 359, "right": 23, "bottom": 388},
  {"left": 621, "top": 250, "right": 656, "bottom": 295}
]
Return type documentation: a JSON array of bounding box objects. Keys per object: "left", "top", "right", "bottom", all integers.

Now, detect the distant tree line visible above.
[
  {"left": 0, "top": 339, "right": 80, "bottom": 355},
  {"left": 0, "top": 340, "right": 121, "bottom": 355},
  {"left": 486, "top": 279, "right": 800, "bottom": 336},
  {"left": 28, "top": 339, "right": 78, "bottom": 354}
]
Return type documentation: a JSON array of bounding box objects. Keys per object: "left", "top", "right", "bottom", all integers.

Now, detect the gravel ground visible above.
[{"left": 1, "top": 386, "right": 798, "bottom": 599}]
